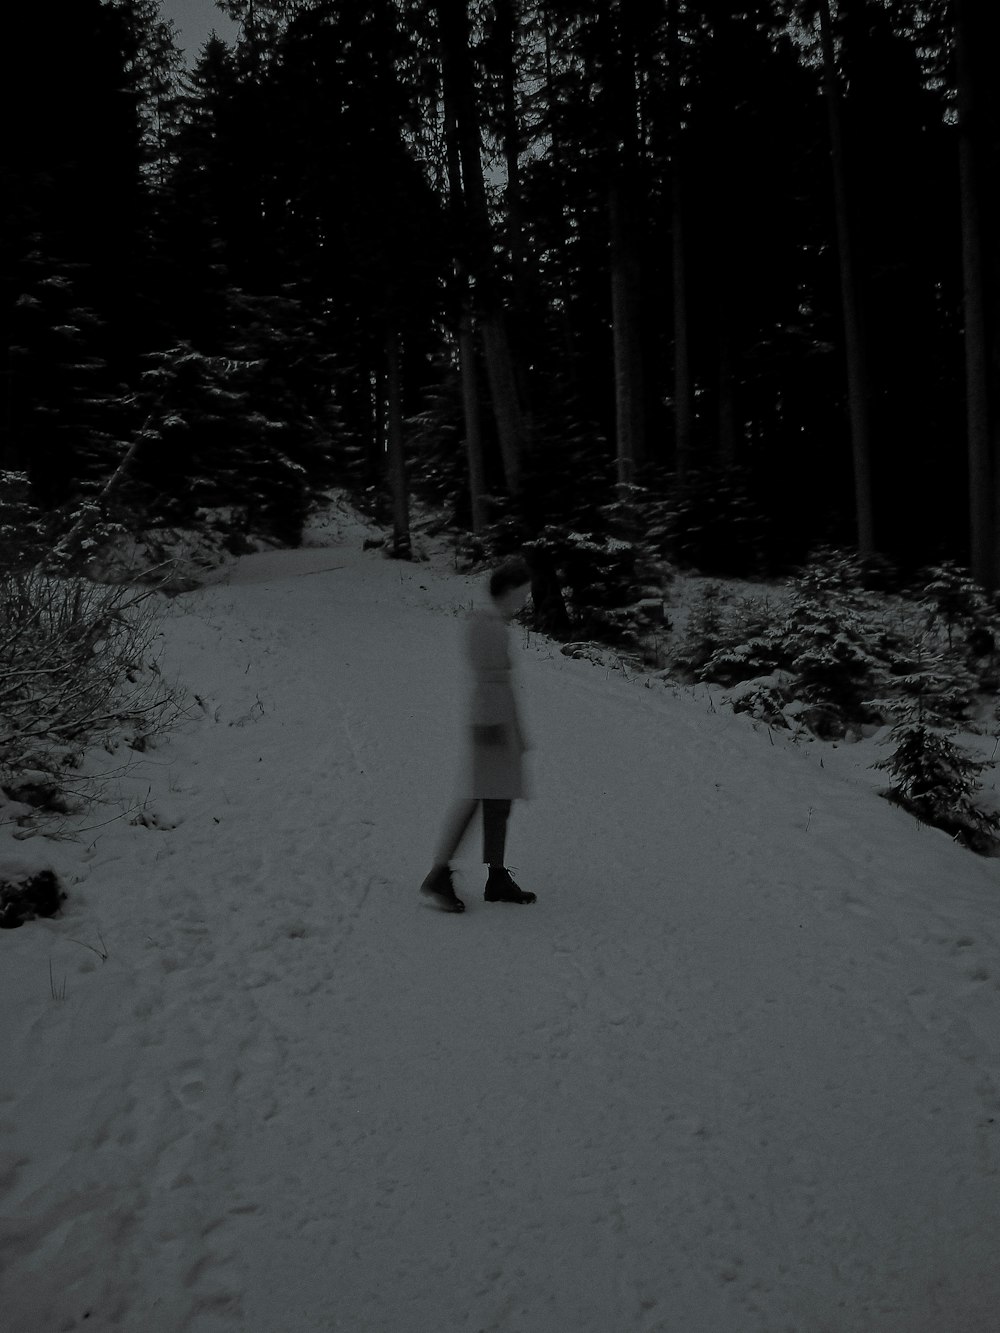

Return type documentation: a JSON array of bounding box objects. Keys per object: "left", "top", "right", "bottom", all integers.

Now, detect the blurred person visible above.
[{"left": 420, "top": 557, "right": 537, "bottom": 913}]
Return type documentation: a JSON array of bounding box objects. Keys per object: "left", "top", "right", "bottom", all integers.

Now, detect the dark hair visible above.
[{"left": 489, "top": 556, "right": 531, "bottom": 599}]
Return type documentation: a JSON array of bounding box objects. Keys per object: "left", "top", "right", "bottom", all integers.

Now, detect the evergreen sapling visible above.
[
  {"left": 779, "top": 554, "right": 883, "bottom": 735},
  {"left": 921, "top": 561, "right": 996, "bottom": 657},
  {"left": 869, "top": 635, "right": 1000, "bottom": 852},
  {"left": 675, "top": 582, "right": 725, "bottom": 675}
]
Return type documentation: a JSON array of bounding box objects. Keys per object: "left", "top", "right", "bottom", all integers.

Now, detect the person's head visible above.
[{"left": 489, "top": 556, "right": 532, "bottom": 618}]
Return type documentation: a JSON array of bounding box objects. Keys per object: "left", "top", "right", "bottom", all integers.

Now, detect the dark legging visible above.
[{"left": 434, "top": 798, "right": 512, "bottom": 866}]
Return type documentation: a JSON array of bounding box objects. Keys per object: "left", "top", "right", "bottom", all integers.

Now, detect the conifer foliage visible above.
[
  {"left": 695, "top": 550, "right": 885, "bottom": 736},
  {"left": 0, "top": 0, "right": 993, "bottom": 573},
  {"left": 874, "top": 722, "right": 999, "bottom": 852},
  {"left": 867, "top": 569, "right": 1000, "bottom": 851},
  {"left": 872, "top": 656, "right": 1000, "bottom": 853},
  {"left": 5, "top": 0, "right": 1000, "bottom": 850}
]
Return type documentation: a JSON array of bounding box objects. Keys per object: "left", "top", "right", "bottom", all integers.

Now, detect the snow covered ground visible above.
[{"left": 2, "top": 503, "right": 999, "bottom": 1332}]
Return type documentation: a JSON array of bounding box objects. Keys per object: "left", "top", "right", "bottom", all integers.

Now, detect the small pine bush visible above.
[
  {"left": 921, "top": 561, "right": 996, "bottom": 656},
  {"left": 874, "top": 722, "right": 1000, "bottom": 853},
  {"left": 918, "top": 563, "right": 1000, "bottom": 695},
  {"left": 696, "top": 593, "right": 782, "bottom": 684},
  {"left": 532, "top": 526, "right": 639, "bottom": 645},
  {"left": 700, "top": 631, "right": 785, "bottom": 687},
  {"left": 698, "top": 550, "right": 885, "bottom": 735},
  {"left": 784, "top": 608, "right": 882, "bottom": 736},
  {"left": 675, "top": 583, "right": 726, "bottom": 674},
  {"left": 868, "top": 633, "right": 974, "bottom": 727},
  {"left": 868, "top": 631, "right": 998, "bottom": 852}
]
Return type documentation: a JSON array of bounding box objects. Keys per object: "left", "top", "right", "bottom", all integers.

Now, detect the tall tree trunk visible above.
[
  {"left": 496, "top": 0, "right": 525, "bottom": 300},
  {"left": 717, "top": 307, "right": 737, "bottom": 467},
  {"left": 438, "top": 0, "right": 568, "bottom": 636},
  {"left": 369, "top": 361, "right": 388, "bottom": 525},
  {"left": 496, "top": 0, "right": 532, "bottom": 441},
  {"left": 479, "top": 314, "right": 524, "bottom": 495},
  {"left": 442, "top": 73, "right": 489, "bottom": 535},
  {"left": 458, "top": 305, "right": 488, "bottom": 533},
  {"left": 542, "top": 4, "right": 578, "bottom": 369},
  {"left": 955, "top": 0, "right": 998, "bottom": 586},
  {"left": 817, "top": 0, "right": 875, "bottom": 555},
  {"left": 385, "top": 326, "right": 411, "bottom": 560},
  {"left": 436, "top": 0, "right": 525, "bottom": 499},
  {"left": 671, "top": 168, "right": 694, "bottom": 480},
  {"left": 610, "top": 181, "right": 645, "bottom": 488},
  {"left": 606, "top": 0, "right": 645, "bottom": 489},
  {"left": 667, "top": 0, "right": 693, "bottom": 481}
]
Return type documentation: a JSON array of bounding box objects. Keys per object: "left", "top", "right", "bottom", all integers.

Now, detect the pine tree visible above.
[
  {"left": 699, "top": 549, "right": 883, "bottom": 732},
  {"left": 1, "top": 0, "right": 146, "bottom": 504},
  {"left": 129, "top": 283, "right": 337, "bottom": 544},
  {"left": 921, "top": 561, "right": 998, "bottom": 662},
  {"left": 782, "top": 553, "right": 883, "bottom": 731},
  {"left": 107, "top": 0, "right": 186, "bottom": 189},
  {"left": 268, "top": 1, "right": 449, "bottom": 550},
  {"left": 871, "top": 634, "right": 999, "bottom": 853},
  {"left": 875, "top": 721, "right": 999, "bottom": 852},
  {"left": 148, "top": 3, "right": 448, "bottom": 543},
  {"left": 675, "top": 582, "right": 726, "bottom": 675}
]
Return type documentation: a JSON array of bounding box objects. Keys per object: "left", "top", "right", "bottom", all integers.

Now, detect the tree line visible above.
[{"left": 3, "top": 0, "right": 1000, "bottom": 623}]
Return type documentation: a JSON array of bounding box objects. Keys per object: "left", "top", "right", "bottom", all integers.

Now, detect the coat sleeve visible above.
[{"left": 465, "top": 613, "right": 518, "bottom": 729}]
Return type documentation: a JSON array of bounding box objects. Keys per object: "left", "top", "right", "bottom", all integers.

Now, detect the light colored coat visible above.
[{"left": 461, "top": 600, "right": 530, "bottom": 799}]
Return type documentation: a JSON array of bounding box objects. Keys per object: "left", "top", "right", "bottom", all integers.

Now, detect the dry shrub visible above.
[{"left": 0, "top": 570, "right": 184, "bottom": 812}]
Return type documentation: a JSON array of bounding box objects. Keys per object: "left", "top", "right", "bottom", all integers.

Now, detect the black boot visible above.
[
  {"left": 420, "top": 864, "right": 465, "bottom": 913},
  {"left": 484, "top": 866, "right": 536, "bottom": 904}
]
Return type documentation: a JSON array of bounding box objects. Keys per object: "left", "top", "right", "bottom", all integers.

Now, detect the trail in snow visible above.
[{"left": 2, "top": 519, "right": 999, "bottom": 1332}]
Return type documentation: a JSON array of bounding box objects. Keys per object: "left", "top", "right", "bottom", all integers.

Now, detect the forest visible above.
[{"left": 2, "top": 1, "right": 1000, "bottom": 607}]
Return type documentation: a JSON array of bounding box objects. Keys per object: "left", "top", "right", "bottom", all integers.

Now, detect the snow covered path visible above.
[{"left": 2, "top": 524, "right": 1000, "bottom": 1332}]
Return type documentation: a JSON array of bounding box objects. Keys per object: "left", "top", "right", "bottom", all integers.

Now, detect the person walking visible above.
[{"left": 420, "top": 557, "right": 537, "bottom": 913}]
